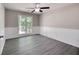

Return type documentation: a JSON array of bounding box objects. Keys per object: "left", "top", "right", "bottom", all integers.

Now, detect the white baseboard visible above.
[{"left": 40, "top": 27, "right": 79, "bottom": 48}]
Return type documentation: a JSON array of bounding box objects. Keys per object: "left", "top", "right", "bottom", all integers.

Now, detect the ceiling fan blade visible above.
[
  {"left": 40, "top": 10, "right": 43, "bottom": 12},
  {"left": 26, "top": 8, "right": 34, "bottom": 9},
  {"left": 31, "top": 10, "right": 35, "bottom": 13},
  {"left": 40, "top": 7, "right": 50, "bottom": 9}
]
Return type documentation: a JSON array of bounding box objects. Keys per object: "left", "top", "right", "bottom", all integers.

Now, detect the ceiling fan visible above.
[{"left": 26, "top": 3, "right": 50, "bottom": 13}]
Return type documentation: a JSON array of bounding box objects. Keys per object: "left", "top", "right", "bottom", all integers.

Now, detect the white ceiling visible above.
[{"left": 3, "top": 3, "right": 73, "bottom": 14}]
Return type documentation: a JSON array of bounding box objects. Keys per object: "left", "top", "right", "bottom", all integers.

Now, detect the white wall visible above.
[
  {"left": 5, "top": 9, "right": 40, "bottom": 39},
  {"left": 0, "top": 4, "right": 5, "bottom": 54},
  {"left": 5, "top": 26, "right": 40, "bottom": 39},
  {"left": 40, "top": 27, "right": 79, "bottom": 48},
  {"left": 40, "top": 4, "right": 79, "bottom": 48}
]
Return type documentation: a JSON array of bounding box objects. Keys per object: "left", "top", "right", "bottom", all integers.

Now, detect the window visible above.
[{"left": 18, "top": 15, "right": 32, "bottom": 34}]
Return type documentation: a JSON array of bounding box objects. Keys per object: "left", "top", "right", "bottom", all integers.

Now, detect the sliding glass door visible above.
[{"left": 18, "top": 15, "right": 32, "bottom": 34}]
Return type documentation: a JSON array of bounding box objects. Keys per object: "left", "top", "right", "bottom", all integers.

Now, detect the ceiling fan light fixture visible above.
[{"left": 35, "top": 8, "right": 40, "bottom": 12}]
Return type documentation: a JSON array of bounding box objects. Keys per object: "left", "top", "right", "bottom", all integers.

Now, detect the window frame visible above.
[{"left": 18, "top": 15, "right": 33, "bottom": 34}]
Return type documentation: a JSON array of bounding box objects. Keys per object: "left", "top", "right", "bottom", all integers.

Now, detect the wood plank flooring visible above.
[{"left": 2, "top": 34, "right": 79, "bottom": 55}]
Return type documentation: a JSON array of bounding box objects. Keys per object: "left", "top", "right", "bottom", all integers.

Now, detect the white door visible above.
[{"left": 0, "top": 4, "right": 5, "bottom": 55}]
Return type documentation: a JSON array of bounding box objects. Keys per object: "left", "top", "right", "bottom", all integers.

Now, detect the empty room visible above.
[{"left": 0, "top": 3, "right": 79, "bottom": 55}]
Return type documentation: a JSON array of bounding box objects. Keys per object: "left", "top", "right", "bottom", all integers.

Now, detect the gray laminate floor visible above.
[{"left": 2, "top": 34, "right": 79, "bottom": 55}]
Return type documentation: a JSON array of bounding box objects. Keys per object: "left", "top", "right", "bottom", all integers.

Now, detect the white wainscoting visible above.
[
  {"left": 5, "top": 26, "right": 79, "bottom": 48},
  {"left": 5, "top": 26, "right": 40, "bottom": 39},
  {"left": 40, "top": 27, "right": 79, "bottom": 48}
]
